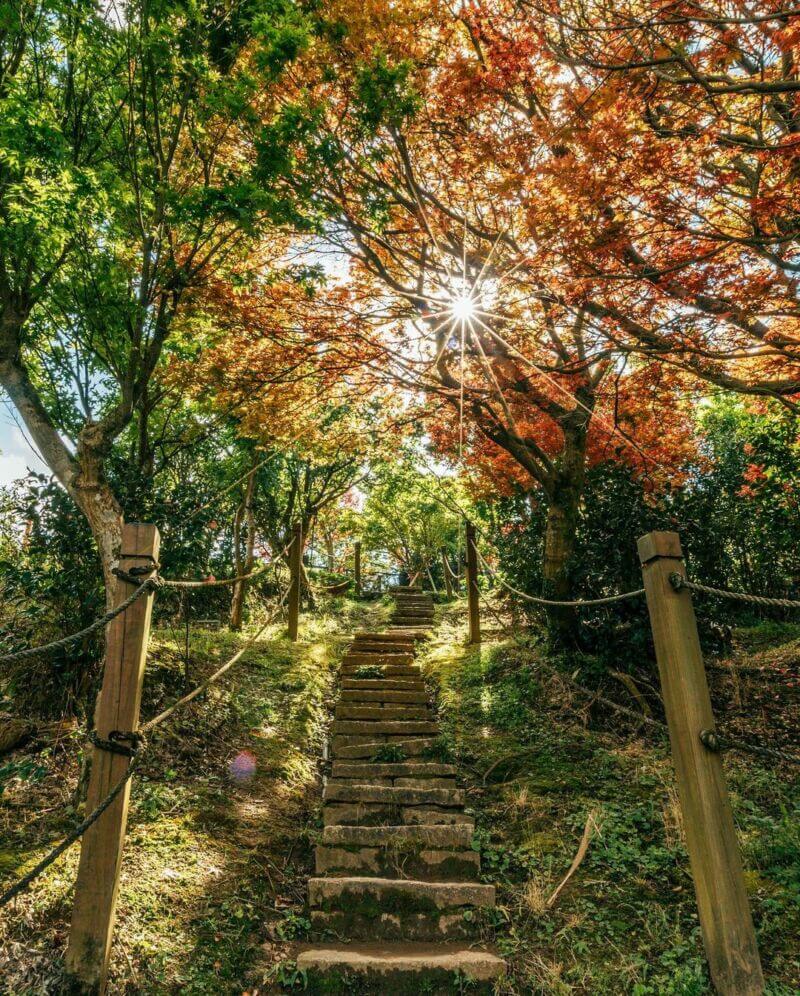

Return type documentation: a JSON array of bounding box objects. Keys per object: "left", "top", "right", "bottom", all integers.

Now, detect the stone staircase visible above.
[{"left": 297, "top": 586, "right": 505, "bottom": 992}]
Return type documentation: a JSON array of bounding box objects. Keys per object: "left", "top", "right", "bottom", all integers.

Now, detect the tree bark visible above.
[
  {"left": 541, "top": 419, "right": 589, "bottom": 644},
  {"left": 230, "top": 464, "right": 257, "bottom": 631}
]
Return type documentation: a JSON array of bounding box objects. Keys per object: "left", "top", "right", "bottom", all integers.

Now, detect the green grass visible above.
[
  {"left": 0, "top": 597, "right": 387, "bottom": 994},
  {"left": 419, "top": 606, "right": 800, "bottom": 995}
]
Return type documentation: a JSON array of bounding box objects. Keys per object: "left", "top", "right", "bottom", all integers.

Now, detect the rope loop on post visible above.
[{"left": 88, "top": 729, "right": 145, "bottom": 758}]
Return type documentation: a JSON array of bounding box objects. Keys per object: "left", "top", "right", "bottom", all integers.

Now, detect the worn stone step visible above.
[
  {"left": 354, "top": 631, "right": 428, "bottom": 642},
  {"left": 332, "top": 735, "right": 441, "bottom": 755},
  {"left": 335, "top": 705, "right": 432, "bottom": 721},
  {"left": 316, "top": 844, "right": 480, "bottom": 881},
  {"left": 309, "top": 877, "right": 495, "bottom": 941},
  {"left": 333, "top": 737, "right": 439, "bottom": 760},
  {"left": 341, "top": 667, "right": 422, "bottom": 679},
  {"left": 343, "top": 652, "right": 415, "bottom": 665},
  {"left": 350, "top": 642, "right": 416, "bottom": 655},
  {"left": 331, "top": 721, "right": 439, "bottom": 737},
  {"left": 331, "top": 762, "right": 456, "bottom": 780},
  {"left": 341, "top": 679, "right": 425, "bottom": 692},
  {"left": 321, "top": 824, "right": 473, "bottom": 849},
  {"left": 296, "top": 942, "right": 504, "bottom": 994},
  {"left": 323, "top": 803, "right": 474, "bottom": 828},
  {"left": 391, "top": 616, "right": 433, "bottom": 624},
  {"left": 340, "top": 689, "right": 429, "bottom": 704},
  {"left": 324, "top": 784, "right": 463, "bottom": 807}
]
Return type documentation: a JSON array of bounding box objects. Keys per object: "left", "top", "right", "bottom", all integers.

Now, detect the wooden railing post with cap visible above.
[
  {"left": 65, "top": 522, "right": 160, "bottom": 994},
  {"left": 465, "top": 521, "right": 481, "bottom": 645},
  {"left": 354, "top": 540, "right": 362, "bottom": 598},
  {"left": 638, "top": 530, "right": 764, "bottom": 996},
  {"left": 441, "top": 547, "right": 453, "bottom": 599},
  {"left": 287, "top": 522, "right": 303, "bottom": 641}
]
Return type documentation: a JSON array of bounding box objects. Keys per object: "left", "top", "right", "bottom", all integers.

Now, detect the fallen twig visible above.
[{"left": 547, "top": 809, "right": 601, "bottom": 908}]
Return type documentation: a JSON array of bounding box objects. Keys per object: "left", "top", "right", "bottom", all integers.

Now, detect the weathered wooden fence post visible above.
[
  {"left": 465, "top": 521, "right": 481, "bottom": 645},
  {"left": 287, "top": 521, "right": 303, "bottom": 641},
  {"left": 638, "top": 531, "right": 764, "bottom": 996},
  {"left": 65, "top": 522, "right": 160, "bottom": 994},
  {"left": 354, "top": 540, "right": 362, "bottom": 598},
  {"left": 441, "top": 547, "right": 454, "bottom": 599}
]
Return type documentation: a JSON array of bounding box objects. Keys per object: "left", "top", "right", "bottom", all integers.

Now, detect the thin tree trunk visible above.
[
  {"left": 542, "top": 422, "right": 589, "bottom": 644},
  {"left": 230, "top": 464, "right": 257, "bottom": 631}
]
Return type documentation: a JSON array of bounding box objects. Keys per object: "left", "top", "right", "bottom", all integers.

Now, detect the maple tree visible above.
[
  {"left": 248, "top": 0, "right": 702, "bottom": 637},
  {"left": 477, "top": 0, "right": 800, "bottom": 403},
  {"left": 0, "top": 0, "right": 311, "bottom": 589}
]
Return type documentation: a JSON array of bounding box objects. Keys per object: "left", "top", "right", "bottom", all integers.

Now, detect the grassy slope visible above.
[
  {"left": 1, "top": 597, "right": 798, "bottom": 995},
  {"left": 0, "top": 598, "right": 387, "bottom": 995},
  {"left": 420, "top": 604, "right": 800, "bottom": 996}
]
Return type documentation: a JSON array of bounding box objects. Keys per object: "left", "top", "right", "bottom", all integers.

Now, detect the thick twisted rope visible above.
[
  {"left": 161, "top": 562, "right": 274, "bottom": 589},
  {"left": 0, "top": 579, "right": 159, "bottom": 665},
  {"left": 477, "top": 549, "right": 645, "bottom": 608},
  {"left": 0, "top": 592, "right": 288, "bottom": 909},
  {"left": 140, "top": 590, "right": 288, "bottom": 733},
  {"left": 671, "top": 575, "right": 800, "bottom": 609},
  {"left": 0, "top": 749, "right": 142, "bottom": 909}
]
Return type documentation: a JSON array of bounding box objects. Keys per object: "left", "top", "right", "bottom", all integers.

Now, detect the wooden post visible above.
[
  {"left": 465, "top": 521, "right": 481, "bottom": 645},
  {"left": 441, "top": 548, "right": 454, "bottom": 599},
  {"left": 65, "top": 523, "right": 160, "bottom": 994},
  {"left": 354, "top": 540, "right": 362, "bottom": 598},
  {"left": 638, "top": 531, "right": 764, "bottom": 996},
  {"left": 287, "top": 521, "right": 303, "bottom": 641}
]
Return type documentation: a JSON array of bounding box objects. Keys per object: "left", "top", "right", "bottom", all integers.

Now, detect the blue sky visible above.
[{"left": 0, "top": 411, "right": 49, "bottom": 486}]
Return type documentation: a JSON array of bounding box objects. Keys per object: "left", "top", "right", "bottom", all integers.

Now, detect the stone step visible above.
[
  {"left": 329, "top": 776, "right": 455, "bottom": 789},
  {"left": 341, "top": 679, "right": 425, "bottom": 692},
  {"left": 343, "top": 652, "right": 415, "bottom": 665},
  {"left": 333, "top": 737, "right": 439, "bottom": 760},
  {"left": 350, "top": 642, "right": 415, "bottom": 655},
  {"left": 331, "top": 721, "right": 439, "bottom": 737},
  {"left": 389, "top": 585, "right": 424, "bottom": 592},
  {"left": 331, "top": 762, "right": 457, "bottom": 780},
  {"left": 354, "top": 631, "right": 428, "bottom": 642},
  {"left": 341, "top": 667, "right": 422, "bottom": 678},
  {"left": 309, "top": 877, "right": 495, "bottom": 941},
  {"left": 340, "top": 689, "right": 429, "bottom": 704},
  {"left": 321, "top": 824, "right": 473, "bottom": 848},
  {"left": 323, "top": 803, "right": 474, "bottom": 827},
  {"left": 296, "top": 942, "right": 504, "bottom": 993},
  {"left": 335, "top": 705, "right": 432, "bottom": 721},
  {"left": 324, "top": 784, "right": 464, "bottom": 807},
  {"left": 316, "top": 844, "right": 480, "bottom": 881}
]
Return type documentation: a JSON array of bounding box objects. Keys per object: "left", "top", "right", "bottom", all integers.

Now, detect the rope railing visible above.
[
  {"left": 476, "top": 587, "right": 800, "bottom": 766},
  {"left": 0, "top": 541, "right": 295, "bottom": 665},
  {"left": 0, "top": 589, "right": 290, "bottom": 910},
  {"left": 0, "top": 579, "right": 158, "bottom": 665},
  {"left": 670, "top": 574, "right": 800, "bottom": 609},
  {"left": 477, "top": 548, "right": 645, "bottom": 608}
]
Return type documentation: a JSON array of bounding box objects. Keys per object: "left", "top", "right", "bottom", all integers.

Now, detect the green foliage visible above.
[
  {"left": 354, "top": 53, "right": 421, "bottom": 133},
  {"left": 420, "top": 631, "right": 800, "bottom": 993},
  {"left": 0, "top": 475, "right": 103, "bottom": 717}
]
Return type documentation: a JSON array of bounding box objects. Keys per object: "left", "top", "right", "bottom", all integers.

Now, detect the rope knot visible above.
[
  {"left": 89, "top": 729, "right": 145, "bottom": 758},
  {"left": 668, "top": 572, "right": 686, "bottom": 592},
  {"left": 699, "top": 729, "right": 723, "bottom": 753}
]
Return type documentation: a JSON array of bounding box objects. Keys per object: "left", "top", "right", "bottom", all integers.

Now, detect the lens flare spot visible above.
[{"left": 228, "top": 749, "right": 257, "bottom": 783}]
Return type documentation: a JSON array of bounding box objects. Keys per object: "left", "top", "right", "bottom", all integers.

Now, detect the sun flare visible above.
[{"left": 450, "top": 293, "right": 476, "bottom": 323}]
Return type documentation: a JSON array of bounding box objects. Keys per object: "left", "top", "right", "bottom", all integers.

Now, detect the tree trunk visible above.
[
  {"left": 230, "top": 465, "right": 257, "bottom": 630},
  {"left": 542, "top": 421, "right": 589, "bottom": 644}
]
